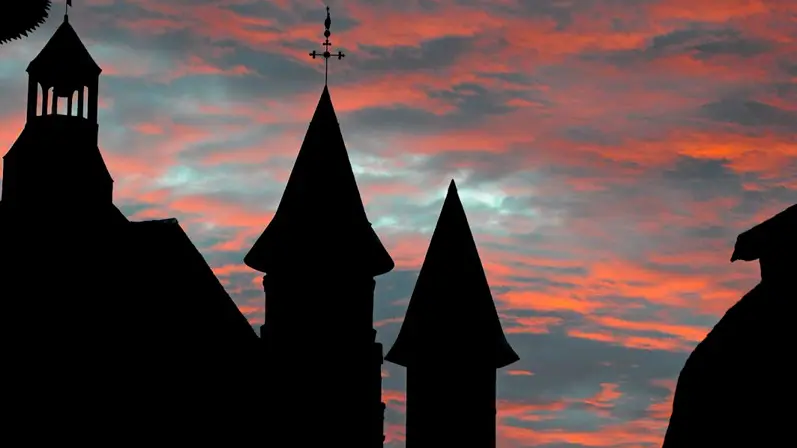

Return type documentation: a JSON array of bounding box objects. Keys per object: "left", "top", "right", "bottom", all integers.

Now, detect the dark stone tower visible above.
[
  {"left": 385, "top": 180, "right": 519, "bottom": 448},
  {"left": 245, "top": 86, "right": 394, "bottom": 447}
]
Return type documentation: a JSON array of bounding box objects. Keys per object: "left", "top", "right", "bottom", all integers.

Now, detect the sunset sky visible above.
[{"left": 1, "top": 0, "right": 796, "bottom": 446}]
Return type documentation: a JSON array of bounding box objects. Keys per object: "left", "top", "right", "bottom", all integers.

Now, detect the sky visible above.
[{"left": 1, "top": 0, "right": 795, "bottom": 446}]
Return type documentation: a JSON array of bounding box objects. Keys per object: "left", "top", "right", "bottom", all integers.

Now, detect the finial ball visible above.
[
  {"left": 324, "top": 30, "right": 331, "bottom": 38},
  {"left": 323, "top": 51, "right": 331, "bottom": 58}
]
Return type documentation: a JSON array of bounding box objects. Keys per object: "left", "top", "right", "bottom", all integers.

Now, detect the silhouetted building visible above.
[
  {"left": 662, "top": 203, "right": 796, "bottom": 447},
  {"left": 0, "top": 12, "right": 259, "bottom": 441},
  {"left": 244, "top": 84, "right": 394, "bottom": 447},
  {"left": 385, "top": 180, "right": 520, "bottom": 448}
]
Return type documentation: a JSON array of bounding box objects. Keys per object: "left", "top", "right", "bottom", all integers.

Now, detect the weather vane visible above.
[{"left": 309, "top": 6, "right": 345, "bottom": 86}]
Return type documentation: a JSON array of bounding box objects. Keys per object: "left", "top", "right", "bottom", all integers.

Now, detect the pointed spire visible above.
[
  {"left": 27, "top": 11, "right": 101, "bottom": 85},
  {"left": 385, "top": 180, "right": 519, "bottom": 369},
  {"left": 244, "top": 86, "right": 394, "bottom": 277}
]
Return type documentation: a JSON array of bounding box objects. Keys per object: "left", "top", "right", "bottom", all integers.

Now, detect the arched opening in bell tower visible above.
[{"left": 36, "top": 84, "right": 43, "bottom": 116}]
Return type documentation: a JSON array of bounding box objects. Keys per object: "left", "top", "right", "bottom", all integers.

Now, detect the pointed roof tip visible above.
[
  {"left": 313, "top": 84, "right": 335, "bottom": 117},
  {"left": 448, "top": 178, "right": 458, "bottom": 193}
]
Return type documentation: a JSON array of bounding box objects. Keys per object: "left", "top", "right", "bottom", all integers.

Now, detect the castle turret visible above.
[
  {"left": 385, "top": 179, "right": 519, "bottom": 448},
  {"left": 244, "top": 9, "right": 393, "bottom": 447}
]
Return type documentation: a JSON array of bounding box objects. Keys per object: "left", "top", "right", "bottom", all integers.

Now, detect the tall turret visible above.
[
  {"left": 244, "top": 9, "right": 393, "bottom": 447},
  {"left": 385, "top": 179, "right": 519, "bottom": 448}
]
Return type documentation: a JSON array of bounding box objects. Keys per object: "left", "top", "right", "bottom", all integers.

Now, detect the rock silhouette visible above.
[{"left": 662, "top": 203, "right": 796, "bottom": 447}]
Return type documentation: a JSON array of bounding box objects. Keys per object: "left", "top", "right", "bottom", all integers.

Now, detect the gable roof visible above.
[{"left": 128, "top": 219, "right": 258, "bottom": 344}]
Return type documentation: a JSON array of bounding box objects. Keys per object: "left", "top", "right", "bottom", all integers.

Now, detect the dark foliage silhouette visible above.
[
  {"left": 662, "top": 203, "right": 796, "bottom": 447},
  {"left": 0, "top": 0, "right": 51, "bottom": 44},
  {"left": 385, "top": 179, "right": 519, "bottom": 448}
]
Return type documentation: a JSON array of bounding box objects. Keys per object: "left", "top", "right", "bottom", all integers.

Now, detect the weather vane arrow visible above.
[{"left": 309, "top": 6, "right": 345, "bottom": 86}]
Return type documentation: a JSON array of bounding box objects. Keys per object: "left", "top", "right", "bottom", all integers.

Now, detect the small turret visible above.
[
  {"left": 385, "top": 179, "right": 518, "bottom": 448},
  {"left": 386, "top": 179, "right": 519, "bottom": 368}
]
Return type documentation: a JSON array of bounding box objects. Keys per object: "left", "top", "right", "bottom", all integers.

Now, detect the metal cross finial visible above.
[{"left": 309, "top": 6, "right": 345, "bottom": 85}]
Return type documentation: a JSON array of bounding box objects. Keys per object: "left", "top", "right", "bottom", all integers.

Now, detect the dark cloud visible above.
[
  {"left": 699, "top": 98, "right": 797, "bottom": 129},
  {"left": 2, "top": 2, "right": 796, "bottom": 447},
  {"left": 585, "top": 26, "right": 775, "bottom": 67},
  {"left": 354, "top": 36, "right": 473, "bottom": 72}
]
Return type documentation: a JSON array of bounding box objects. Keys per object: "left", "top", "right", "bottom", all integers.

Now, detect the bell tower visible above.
[
  {"left": 25, "top": 14, "right": 100, "bottom": 124},
  {"left": 2, "top": 11, "right": 114, "bottom": 218}
]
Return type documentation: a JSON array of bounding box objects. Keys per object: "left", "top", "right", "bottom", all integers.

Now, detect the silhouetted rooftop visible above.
[
  {"left": 129, "top": 218, "right": 258, "bottom": 342},
  {"left": 731, "top": 203, "right": 797, "bottom": 262},
  {"left": 244, "top": 86, "right": 394, "bottom": 277},
  {"left": 27, "top": 14, "right": 101, "bottom": 89},
  {"left": 385, "top": 180, "right": 519, "bottom": 368}
]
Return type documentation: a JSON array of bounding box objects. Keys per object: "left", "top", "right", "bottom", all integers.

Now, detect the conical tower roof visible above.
[
  {"left": 385, "top": 180, "right": 519, "bottom": 368},
  {"left": 27, "top": 14, "right": 101, "bottom": 89},
  {"left": 244, "top": 86, "right": 394, "bottom": 277}
]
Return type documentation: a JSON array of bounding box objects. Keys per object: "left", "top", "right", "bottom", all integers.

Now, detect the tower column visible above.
[
  {"left": 87, "top": 77, "right": 99, "bottom": 123},
  {"left": 66, "top": 92, "right": 73, "bottom": 116},
  {"left": 26, "top": 78, "right": 38, "bottom": 120},
  {"left": 41, "top": 87, "right": 49, "bottom": 116},
  {"left": 77, "top": 87, "right": 84, "bottom": 118}
]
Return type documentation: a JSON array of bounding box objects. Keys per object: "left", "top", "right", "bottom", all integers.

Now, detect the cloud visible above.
[{"left": 0, "top": 1, "right": 795, "bottom": 447}]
